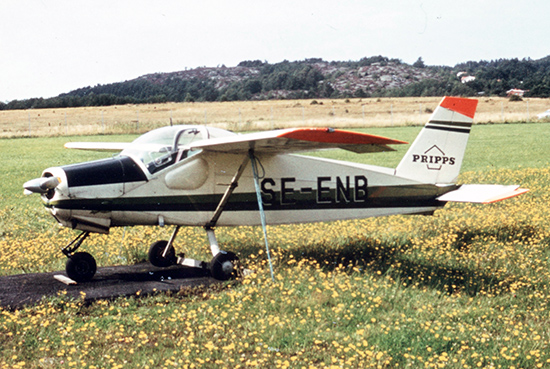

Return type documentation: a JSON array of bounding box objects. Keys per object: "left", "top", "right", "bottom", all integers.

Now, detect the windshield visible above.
[{"left": 121, "top": 125, "right": 204, "bottom": 174}]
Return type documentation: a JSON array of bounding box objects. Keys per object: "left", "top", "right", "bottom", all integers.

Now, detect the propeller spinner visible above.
[{"left": 23, "top": 176, "right": 61, "bottom": 195}]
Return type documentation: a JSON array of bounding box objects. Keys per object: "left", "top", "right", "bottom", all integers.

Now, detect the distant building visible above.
[
  {"left": 506, "top": 88, "right": 528, "bottom": 97},
  {"left": 461, "top": 76, "right": 476, "bottom": 83},
  {"left": 457, "top": 72, "right": 475, "bottom": 83}
]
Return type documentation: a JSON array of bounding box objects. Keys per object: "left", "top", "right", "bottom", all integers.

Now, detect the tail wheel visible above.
[
  {"left": 66, "top": 252, "right": 97, "bottom": 282},
  {"left": 148, "top": 240, "right": 177, "bottom": 267},
  {"left": 209, "top": 251, "right": 239, "bottom": 281}
]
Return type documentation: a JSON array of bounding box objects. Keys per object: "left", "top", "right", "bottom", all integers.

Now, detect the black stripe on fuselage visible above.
[{"left": 46, "top": 186, "right": 449, "bottom": 213}]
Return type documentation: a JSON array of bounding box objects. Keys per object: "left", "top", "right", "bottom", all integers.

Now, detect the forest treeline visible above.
[{"left": 3, "top": 55, "right": 550, "bottom": 110}]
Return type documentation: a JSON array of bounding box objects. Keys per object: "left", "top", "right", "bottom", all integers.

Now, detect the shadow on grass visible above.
[
  {"left": 230, "top": 233, "right": 514, "bottom": 297},
  {"left": 451, "top": 222, "right": 539, "bottom": 251}
]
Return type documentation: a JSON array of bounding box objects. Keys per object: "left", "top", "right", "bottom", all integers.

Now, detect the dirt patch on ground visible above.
[{"left": 0, "top": 263, "right": 217, "bottom": 310}]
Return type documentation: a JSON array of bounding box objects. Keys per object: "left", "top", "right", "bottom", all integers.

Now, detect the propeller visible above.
[{"left": 23, "top": 176, "right": 61, "bottom": 195}]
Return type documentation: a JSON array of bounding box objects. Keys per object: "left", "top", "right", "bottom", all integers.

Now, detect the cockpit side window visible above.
[
  {"left": 146, "top": 150, "right": 178, "bottom": 174},
  {"left": 121, "top": 126, "right": 206, "bottom": 174}
]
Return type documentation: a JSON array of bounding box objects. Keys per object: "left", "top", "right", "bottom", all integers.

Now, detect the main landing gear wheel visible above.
[
  {"left": 148, "top": 240, "right": 177, "bottom": 267},
  {"left": 66, "top": 252, "right": 97, "bottom": 282},
  {"left": 209, "top": 251, "right": 239, "bottom": 281}
]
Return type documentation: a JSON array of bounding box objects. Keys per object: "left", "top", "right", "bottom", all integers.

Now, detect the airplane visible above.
[{"left": 23, "top": 96, "right": 528, "bottom": 282}]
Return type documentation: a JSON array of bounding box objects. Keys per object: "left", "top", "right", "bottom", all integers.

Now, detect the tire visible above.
[
  {"left": 66, "top": 252, "right": 97, "bottom": 282},
  {"left": 209, "top": 251, "right": 239, "bottom": 281},
  {"left": 148, "top": 240, "right": 177, "bottom": 267}
]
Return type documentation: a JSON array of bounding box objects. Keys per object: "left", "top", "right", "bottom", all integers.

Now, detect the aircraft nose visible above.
[{"left": 23, "top": 176, "right": 61, "bottom": 195}]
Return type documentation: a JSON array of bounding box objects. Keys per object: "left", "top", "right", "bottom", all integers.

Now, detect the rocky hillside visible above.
[{"left": 136, "top": 59, "right": 439, "bottom": 100}]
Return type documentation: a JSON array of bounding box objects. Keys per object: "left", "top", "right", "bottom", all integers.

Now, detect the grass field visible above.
[
  {"left": 1, "top": 114, "right": 550, "bottom": 367},
  {"left": 1, "top": 96, "right": 549, "bottom": 138}
]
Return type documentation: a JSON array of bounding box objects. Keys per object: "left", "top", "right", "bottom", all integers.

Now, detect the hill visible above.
[{"left": 2, "top": 55, "right": 550, "bottom": 110}]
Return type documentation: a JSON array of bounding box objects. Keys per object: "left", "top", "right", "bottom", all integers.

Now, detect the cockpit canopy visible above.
[{"left": 121, "top": 125, "right": 236, "bottom": 174}]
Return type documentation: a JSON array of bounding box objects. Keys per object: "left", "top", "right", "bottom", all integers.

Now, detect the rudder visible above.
[{"left": 395, "top": 96, "right": 478, "bottom": 184}]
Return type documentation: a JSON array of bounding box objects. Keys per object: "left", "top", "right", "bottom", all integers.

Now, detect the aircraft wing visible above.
[
  {"left": 64, "top": 142, "right": 132, "bottom": 152},
  {"left": 190, "top": 127, "right": 407, "bottom": 154},
  {"left": 437, "top": 184, "right": 529, "bottom": 204}
]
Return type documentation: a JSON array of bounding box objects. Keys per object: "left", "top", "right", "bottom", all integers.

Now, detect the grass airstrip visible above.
[{"left": 1, "top": 105, "right": 550, "bottom": 368}]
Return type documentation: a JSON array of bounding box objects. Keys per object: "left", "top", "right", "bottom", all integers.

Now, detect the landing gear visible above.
[
  {"left": 66, "top": 252, "right": 97, "bottom": 282},
  {"left": 148, "top": 226, "right": 240, "bottom": 280},
  {"left": 59, "top": 226, "right": 241, "bottom": 283},
  {"left": 205, "top": 227, "right": 240, "bottom": 280},
  {"left": 148, "top": 240, "right": 177, "bottom": 267},
  {"left": 61, "top": 231, "right": 97, "bottom": 282},
  {"left": 209, "top": 251, "right": 239, "bottom": 281},
  {"left": 148, "top": 226, "right": 180, "bottom": 268}
]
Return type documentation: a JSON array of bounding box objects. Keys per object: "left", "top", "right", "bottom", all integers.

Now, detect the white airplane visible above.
[{"left": 24, "top": 97, "right": 528, "bottom": 282}]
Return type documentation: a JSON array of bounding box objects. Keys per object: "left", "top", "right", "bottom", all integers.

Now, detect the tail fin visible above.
[{"left": 395, "top": 96, "right": 478, "bottom": 184}]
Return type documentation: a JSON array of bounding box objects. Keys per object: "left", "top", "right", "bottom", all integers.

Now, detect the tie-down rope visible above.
[{"left": 248, "top": 149, "right": 275, "bottom": 281}]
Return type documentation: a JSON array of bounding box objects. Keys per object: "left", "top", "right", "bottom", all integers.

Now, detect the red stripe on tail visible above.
[{"left": 440, "top": 96, "right": 478, "bottom": 119}]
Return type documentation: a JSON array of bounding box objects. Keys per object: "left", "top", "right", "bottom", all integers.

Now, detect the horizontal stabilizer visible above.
[
  {"left": 65, "top": 142, "right": 132, "bottom": 152},
  {"left": 437, "top": 184, "right": 529, "bottom": 204},
  {"left": 191, "top": 127, "right": 407, "bottom": 154}
]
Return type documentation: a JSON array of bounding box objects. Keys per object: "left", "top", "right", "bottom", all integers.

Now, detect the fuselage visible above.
[{"left": 37, "top": 125, "right": 456, "bottom": 234}]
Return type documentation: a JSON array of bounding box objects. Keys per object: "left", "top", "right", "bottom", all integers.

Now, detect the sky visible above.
[{"left": 1, "top": 0, "right": 549, "bottom": 102}]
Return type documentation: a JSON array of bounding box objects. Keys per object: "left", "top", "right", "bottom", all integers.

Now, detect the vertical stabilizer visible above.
[{"left": 395, "top": 96, "right": 478, "bottom": 184}]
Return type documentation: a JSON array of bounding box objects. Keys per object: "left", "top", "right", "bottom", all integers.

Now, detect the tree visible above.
[
  {"left": 244, "top": 80, "right": 262, "bottom": 94},
  {"left": 237, "top": 60, "right": 264, "bottom": 68},
  {"left": 413, "top": 57, "right": 426, "bottom": 69},
  {"left": 184, "top": 93, "right": 195, "bottom": 103},
  {"left": 321, "top": 82, "right": 335, "bottom": 98}
]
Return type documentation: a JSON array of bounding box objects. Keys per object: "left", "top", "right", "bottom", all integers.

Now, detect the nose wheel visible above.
[
  {"left": 66, "top": 252, "right": 97, "bottom": 282},
  {"left": 61, "top": 232, "right": 97, "bottom": 282}
]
